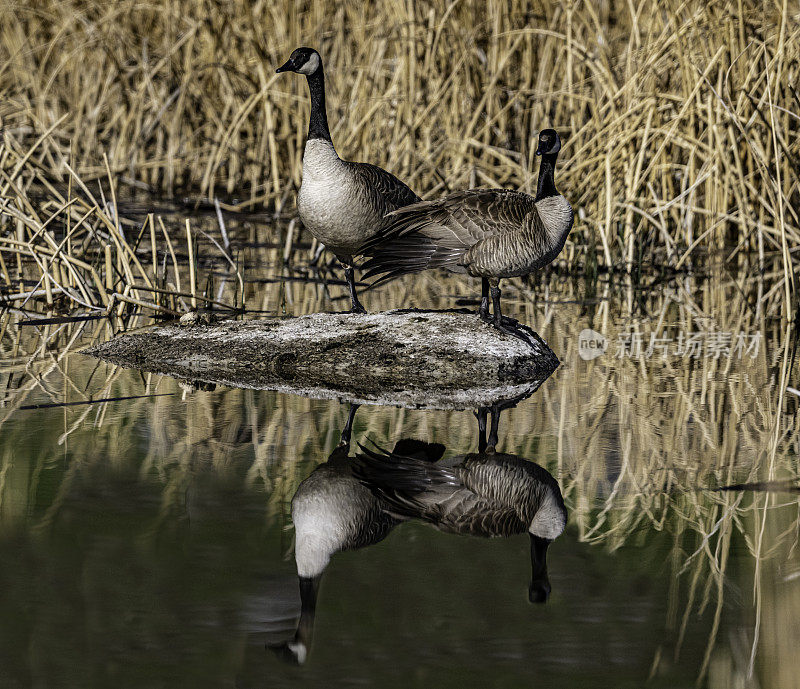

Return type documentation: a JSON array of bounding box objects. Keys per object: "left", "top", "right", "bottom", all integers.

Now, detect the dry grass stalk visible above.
[
  {"left": 0, "top": 0, "right": 797, "bottom": 307},
  {"left": 0, "top": 136, "right": 244, "bottom": 317}
]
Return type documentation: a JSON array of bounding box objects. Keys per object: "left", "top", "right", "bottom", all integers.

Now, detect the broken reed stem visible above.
[
  {"left": 213, "top": 197, "right": 230, "bottom": 251},
  {"left": 104, "top": 244, "right": 113, "bottom": 292},
  {"left": 185, "top": 218, "right": 197, "bottom": 309},
  {"left": 109, "top": 292, "right": 180, "bottom": 316},
  {"left": 148, "top": 213, "right": 160, "bottom": 309},
  {"left": 149, "top": 214, "right": 158, "bottom": 285},
  {"left": 130, "top": 284, "right": 239, "bottom": 311},
  {"left": 0, "top": 145, "right": 237, "bottom": 316}
]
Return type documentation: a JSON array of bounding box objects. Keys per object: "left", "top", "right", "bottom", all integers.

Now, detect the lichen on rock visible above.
[{"left": 82, "top": 309, "right": 560, "bottom": 410}]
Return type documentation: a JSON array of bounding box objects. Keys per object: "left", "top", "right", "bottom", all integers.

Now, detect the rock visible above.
[
  {"left": 178, "top": 310, "right": 218, "bottom": 326},
  {"left": 82, "top": 309, "right": 560, "bottom": 410}
]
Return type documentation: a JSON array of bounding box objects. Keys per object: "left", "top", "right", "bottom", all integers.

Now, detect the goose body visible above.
[
  {"left": 354, "top": 448, "right": 566, "bottom": 540},
  {"left": 297, "top": 139, "right": 420, "bottom": 256},
  {"left": 363, "top": 189, "right": 573, "bottom": 280},
  {"left": 354, "top": 446, "right": 567, "bottom": 602},
  {"left": 292, "top": 449, "right": 399, "bottom": 580},
  {"left": 277, "top": 47, "right": 420, "bottom": 312},
  {"left": 361, "top": 129, "right": 573, "bottom": 326}
]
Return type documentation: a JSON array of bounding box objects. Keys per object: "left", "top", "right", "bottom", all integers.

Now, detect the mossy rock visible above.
[{"left": 82, "top": 309, "right": 559, "bottom": 410}]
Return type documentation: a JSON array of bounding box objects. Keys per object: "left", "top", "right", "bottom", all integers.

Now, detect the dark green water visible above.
[{"left": 1, "top": 272, "right": 797, "bottom": 689}]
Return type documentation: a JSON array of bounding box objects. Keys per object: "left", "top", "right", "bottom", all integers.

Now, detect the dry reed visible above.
[
  {"left": 0, "top": 134, "right": 244, "bottom": 316},
  {"left": 0, "top": 0, "right": 797, "bottom": 318}
]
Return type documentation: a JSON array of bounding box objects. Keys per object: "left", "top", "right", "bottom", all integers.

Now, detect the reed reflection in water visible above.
[{"left": 0, "top": 264, "right": 797, "bottom": 687}]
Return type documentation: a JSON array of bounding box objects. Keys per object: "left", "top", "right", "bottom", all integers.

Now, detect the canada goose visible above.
[
  {"left": 276, "top": 47, "right": 421, "bottom": 313},
  {"left": 360, "top": 129, "right": 573, "bottom": 328},
  {"left": 271, "top": 434, "right": 444, "bottom": 664},
  {"left": 354, "top": 445, "right": 567, "bottom": 603}
]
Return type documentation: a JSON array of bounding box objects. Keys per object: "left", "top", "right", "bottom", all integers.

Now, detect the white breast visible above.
[
  {"left": 528, "top": 488, "right": 566, "bottom": 540},
  {"left": 301, "top": 139, "right": 343, "bottom": 182},
  {"left": 297, "top": 140, "right": 380, "bottom": 255},
  {"left": 534, "top": 195, "right": 574, "bottom": 249},
  {"left": 292, "top": 491, "right": 347, "bottom": 578},
  {"left": 291, "top": 471, "right": 375, "bottom": 579}
]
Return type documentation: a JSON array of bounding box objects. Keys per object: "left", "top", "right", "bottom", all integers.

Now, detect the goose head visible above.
[
  {"left": 276, "top": 47, "right": 322, "bottom": 76},
  {"left": 268, "top": 575, "right": 320, "bottom": 665},
  {"left": 535, "top": 128, "right": 562, "bottom": 156}
]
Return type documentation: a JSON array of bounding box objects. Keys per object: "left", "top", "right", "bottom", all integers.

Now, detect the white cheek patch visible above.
[
  {"left": 288, "top": 642, "right": 307, "bottom": 665},
  {"left": 298, "top": 53, "right": 320, "bottom": 75}
]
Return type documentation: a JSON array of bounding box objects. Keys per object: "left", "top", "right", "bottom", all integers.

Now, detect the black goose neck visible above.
[
  {"left": 305, "top": 66, "right": 332, "bottom": 143},
  {"left": 535, "top": 152, "right": 559, "bottom": 201}
]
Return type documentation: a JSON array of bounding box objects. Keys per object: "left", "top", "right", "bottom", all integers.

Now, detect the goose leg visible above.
[
  {"left": 489, "top": 279, "right": 519, "bottom": 336},
  {"left": 479, "top": 278, "right": 490, "bottom": 320},
  {"left": 490, "top": 284, "right": 503, "bottom": 327},
  {"left": 487, "top": 403, "right": 501, "bottom": 453},
  {"left": 338, "top": 403, "right": 360, "bottom": 447},
  {"left": 474, "top": 407, "right": 488, "bottom": 453},
  {"left": 343, "top": 265, "right": 366, "bottom": 314}
]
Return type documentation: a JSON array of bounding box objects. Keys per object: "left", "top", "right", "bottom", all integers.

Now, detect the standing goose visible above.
[
  {"left": 353, "top": 445, "right": 567, "bottom": 603},
  {"left": 360, "top": 129, "right": 573, "bottom": 328},
  {"left": 276, "top": 47, "right": 421, "bottom": 313}
]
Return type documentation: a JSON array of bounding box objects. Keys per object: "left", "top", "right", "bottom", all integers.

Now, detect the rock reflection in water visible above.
[{"left": 271, "top": 401, "right": 567, "bottom": 665}]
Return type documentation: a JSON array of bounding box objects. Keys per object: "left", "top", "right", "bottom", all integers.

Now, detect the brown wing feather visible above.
[
  {"left": 359, "top": 189, "right": 537, "bottom": 279},
  {"left": 352, "top": 447, "right": 551, "bottom": 539},
  {"left": 346, "top": 161, "right": 421, "bottom": 216}
]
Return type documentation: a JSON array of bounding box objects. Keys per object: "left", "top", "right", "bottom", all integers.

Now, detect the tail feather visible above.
[
  {"left": 391, "top": 439, "right": 446, "bottom": 462},
  {"left": 360, "top": 241, "right": 436, "bottom": 282},
  {"left": 360, "top": 239, "right": 465, "bottom": 283},
  {"left": 353, "top": 444, "right": 457, "bottom": 495},
  {"left": 358, "top": 209, "right": 468, "bottom": 283}
]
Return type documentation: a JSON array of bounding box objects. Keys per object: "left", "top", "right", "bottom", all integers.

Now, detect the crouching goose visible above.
[
  {"left": 276, "top": 47, "right": 421, "bottom": 313},
  {"left": 360, "top": 129, "right": 573, "bottom": 328},
  {"left": 353, "top": 445, "right": 567, "bottom": 603}
]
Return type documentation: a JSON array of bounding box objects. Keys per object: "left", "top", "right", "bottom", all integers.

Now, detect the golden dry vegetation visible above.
[
  {"left": 0, "top": 0, "right": 798, "bottom": 319},
  {"left": 1, "top": 3, "right": 799, "bottom": 686}
]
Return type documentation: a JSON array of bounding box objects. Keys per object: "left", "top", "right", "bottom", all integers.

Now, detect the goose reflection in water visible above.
[{"left": 271, "top": 401, "right": 567, "bottom": 665}]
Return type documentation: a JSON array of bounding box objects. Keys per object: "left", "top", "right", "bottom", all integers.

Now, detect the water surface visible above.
[{"left": 1, "top": 236, "right": 798, "bottom": 688}]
